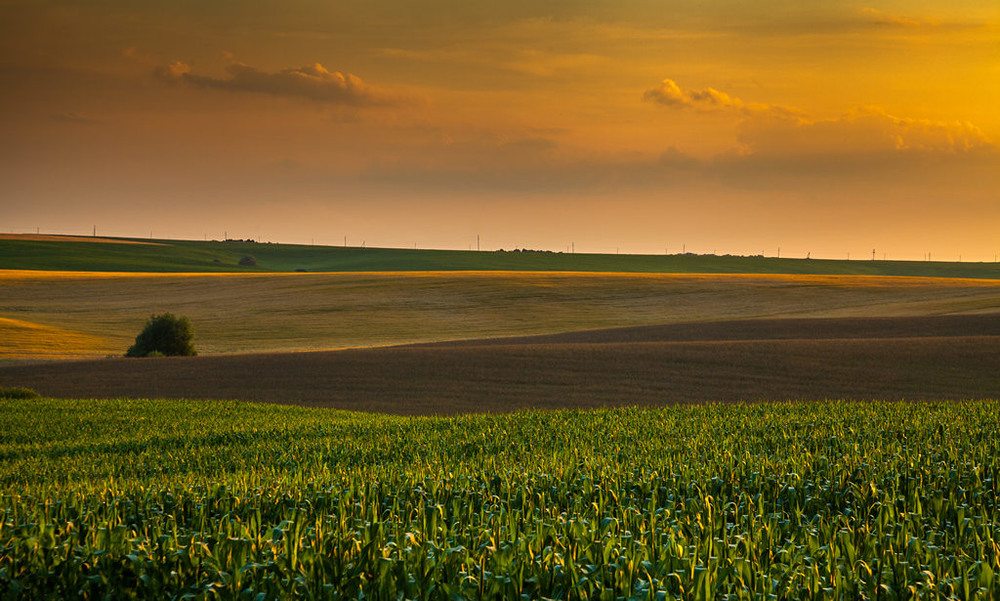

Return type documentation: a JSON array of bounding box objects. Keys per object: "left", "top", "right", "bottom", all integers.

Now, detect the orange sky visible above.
[{"left": 2, "top": 1, "right": 998, "bottom": 260}]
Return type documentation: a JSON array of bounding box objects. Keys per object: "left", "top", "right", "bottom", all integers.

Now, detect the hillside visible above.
[{"left": 2, "top": 234, "right": 999, "bottom": 278}]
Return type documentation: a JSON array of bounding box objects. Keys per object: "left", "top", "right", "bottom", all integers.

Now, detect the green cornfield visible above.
[{"left": 1, "top": 398, "right": 998, "bottom": 599}]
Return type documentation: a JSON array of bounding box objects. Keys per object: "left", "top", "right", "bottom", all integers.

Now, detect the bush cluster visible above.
[
  {"left": 0, "top": 387, "right": 40, "bottom": 400},
  {"left": 125, "top": 313, "right": 197, "bottom": 358}
]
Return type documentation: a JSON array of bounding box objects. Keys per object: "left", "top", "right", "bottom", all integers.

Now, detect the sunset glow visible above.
[{"left": 2, "top": 1, "right": 998, "bottom": 260}]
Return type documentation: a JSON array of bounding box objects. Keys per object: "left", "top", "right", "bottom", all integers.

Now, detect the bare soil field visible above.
[{"left": 2, "top": 314, "right": 997, "bottom": 415}]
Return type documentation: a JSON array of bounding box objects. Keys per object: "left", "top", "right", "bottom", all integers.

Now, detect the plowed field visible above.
[{"left": 3, "top": 314, "right": 997, "bottom": 414}]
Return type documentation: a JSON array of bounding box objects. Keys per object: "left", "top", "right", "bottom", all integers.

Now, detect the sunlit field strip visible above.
[
  {"left": 5, "top": 268, "right": 1000, "bottom": 286},
  {"left": 0, "top": 317, "right": 110, "bottom": 360}
]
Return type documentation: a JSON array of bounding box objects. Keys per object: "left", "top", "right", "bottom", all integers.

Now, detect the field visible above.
[
  {"left": 3, "top": 236, "right": 1000, "bottom": 598},
  {"left": 2, "top": 397, "right": 998, "bottom": 599},
  {"left": 4, "top": 269, "right": 1000, "bottom": 361},
  {"left": 3, "top": 234, "right": 1000, "bottom": 278},
  {"left": 3, "top": 314, "right": 1000, "bottom": 413}
]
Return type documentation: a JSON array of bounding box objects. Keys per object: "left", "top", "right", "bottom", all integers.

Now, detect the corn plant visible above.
[{"left": 1, "top": 398, "right": 998, "bottom": 599}]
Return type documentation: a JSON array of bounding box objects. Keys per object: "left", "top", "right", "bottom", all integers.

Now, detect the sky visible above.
[{"left": 2, "top": 0, "right": 998, "bottom": 260}]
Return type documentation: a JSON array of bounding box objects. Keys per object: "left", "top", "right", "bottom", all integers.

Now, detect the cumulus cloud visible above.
[
  {"left": 643, "top": 79, "right": 800, "bottom": 118},
  {"left": 645, "top": 77, "right": 993, "bottom": 159},
  {"left": 737, "top": 106, "right": 993, "bottom": 157},
  {"left": 154, "top": 60, "right": 403, "bottom": 107}
]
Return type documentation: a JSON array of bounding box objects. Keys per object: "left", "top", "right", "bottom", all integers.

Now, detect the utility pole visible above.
[
  {"left": 777, "top": 247, "right": 780, "bottom": 259},
  {"left": 93, "top": 225, "right": 96, "bottom": 237},
  {"left": 872, "top": 248, "right": 876, "bottom": 261},
  {"left": 572, "top": 242, "right": 574, "bottom": 253},
  {"left": 477, "top": 234, "right": 480, "bottom": 252},
  {"left": 344, "top": 236, "right": 347, "bottom": 247}
]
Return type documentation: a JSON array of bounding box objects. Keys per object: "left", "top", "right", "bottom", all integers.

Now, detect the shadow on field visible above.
[{"left": 2, "top": 315, "right": 998, "bottom": 414}]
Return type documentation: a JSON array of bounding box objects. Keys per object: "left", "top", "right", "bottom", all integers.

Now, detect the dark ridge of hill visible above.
[
  {"left": 2, "top": 315, "right": 997, "bottom": 415},
  {"left": 2, "top": 234, "right": 1000, "bottom": 278}
]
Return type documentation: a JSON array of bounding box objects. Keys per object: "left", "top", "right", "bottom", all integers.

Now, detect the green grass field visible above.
[
  {"left": 2, "top": 396, "right": 998, "bottom": 599},
  {"left": 3, "top": 235, "right": 1000, "bottom": 278}
]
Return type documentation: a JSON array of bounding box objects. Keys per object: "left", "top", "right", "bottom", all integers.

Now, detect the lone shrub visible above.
[
  {"left": 0, "top": 387, "right": 41, "bottom": 400},
  {"left": 238, "top": 255, "right": 257, "bottom": 267},
  {"left": 126, "top": 313, "right": 197, "bottom": 357}
]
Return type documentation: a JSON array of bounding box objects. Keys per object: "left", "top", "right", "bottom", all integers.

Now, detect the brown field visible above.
[{"left": 2, "top": 314, "right": 997, "bottom": 415}]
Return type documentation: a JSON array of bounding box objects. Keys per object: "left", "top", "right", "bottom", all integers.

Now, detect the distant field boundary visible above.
[
  {"left": 3, "top": 235, "right": 1000, "bottom": 278},
  {"left": 0, "top": 233, "right": 165, "bottom": 245},
  {"left": 4, "top": 269, "right": 1000, "bottom": 286}
]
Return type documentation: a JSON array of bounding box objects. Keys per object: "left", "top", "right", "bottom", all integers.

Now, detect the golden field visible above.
[{"left": 2, "top": 269, "right": 999, "bottom": 361}]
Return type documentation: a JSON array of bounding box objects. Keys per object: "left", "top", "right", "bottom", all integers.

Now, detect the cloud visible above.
[
  {"left": 154, "top": 60, "right": 404, "bottom": 107},
  {"left": 737, "top": 106, "right": 993, "bottom": 157},
  {"left": 859, "top": 8, "right": 930, "bottom": 28},
  {"left": 643, "top": 79, "right": 737, "bottom": 110},
  {"left": 643, "top": 79, "right": 800, "bottom": 118},
  {"left": 645, "top": 77, "right": 993, "bottom": 159}
]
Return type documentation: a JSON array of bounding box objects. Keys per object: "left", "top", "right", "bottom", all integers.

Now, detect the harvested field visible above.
[
  {"left": 0, "top": 233, "right": 164, "bottom": 245},
  {"left": 3, "top": 270, "right": 1000, "bottom": 360},
  {"left": 3, "top": 314, "right": 997, "bottom": 414}
]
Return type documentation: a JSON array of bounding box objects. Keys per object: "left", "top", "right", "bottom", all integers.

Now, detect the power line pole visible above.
[{"left": 477, "top": 234, "right": 480, "bottom": 252}]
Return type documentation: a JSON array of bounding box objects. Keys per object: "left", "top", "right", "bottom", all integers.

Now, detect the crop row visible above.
[{"left": 1, "top": 399, "right": 998, "bottom": 599}]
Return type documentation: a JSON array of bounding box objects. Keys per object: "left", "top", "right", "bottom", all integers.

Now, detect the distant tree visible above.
[
  {"left": 125, "top": 313, "right": 197, "bottom": 357},
  {"left": 239, "top": 255, "right": 258, "bottom": 267}
]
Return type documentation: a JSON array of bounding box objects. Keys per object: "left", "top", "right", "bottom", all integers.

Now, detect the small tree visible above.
[
  {"left": 125, "top": 313, "right": 197, "bottom": 357},
  {"left": 239, "top": 255, "right": 258, "bottom": 267}
]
